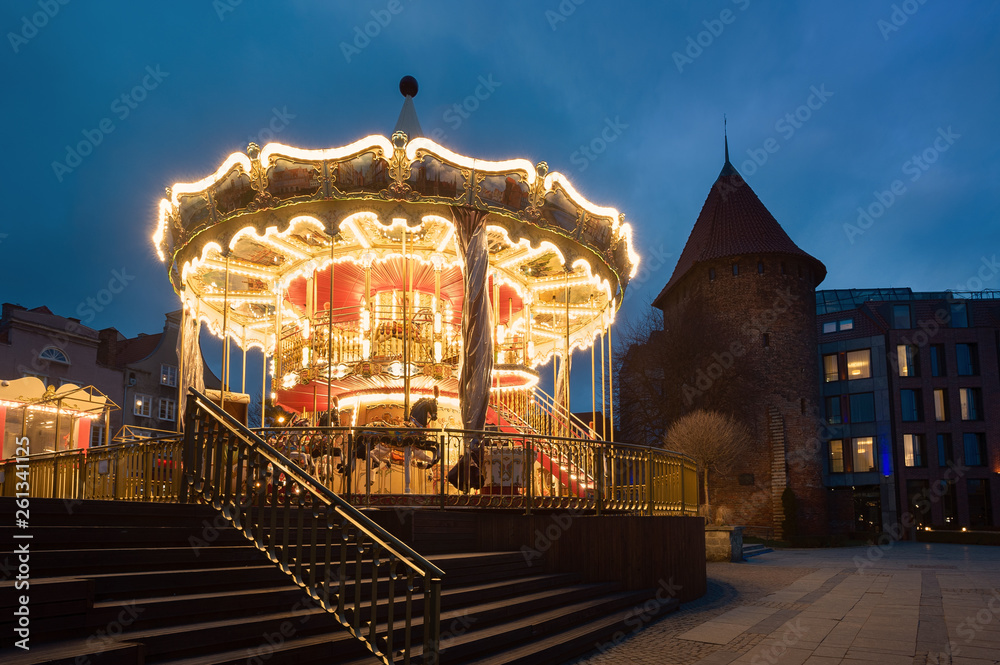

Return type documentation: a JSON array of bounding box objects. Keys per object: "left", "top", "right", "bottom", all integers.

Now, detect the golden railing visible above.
[{"left": 0, "top": 436, "right": 183, "bottom": 502}]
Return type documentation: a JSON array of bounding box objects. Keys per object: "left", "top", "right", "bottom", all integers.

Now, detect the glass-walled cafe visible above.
[{"left": 0, "top": 377, "right": 114, "bottom": 459}]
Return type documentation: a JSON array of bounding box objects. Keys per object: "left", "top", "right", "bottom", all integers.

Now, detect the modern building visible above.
[
  {"left": 650, "top": 143, "right": 828, "bottom": 537},
  {"left": 817, "top": 288, "right": 1000, "bottom": 533}
]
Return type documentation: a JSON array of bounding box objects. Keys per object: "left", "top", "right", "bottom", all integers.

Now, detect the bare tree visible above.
[
  {"left": 614, "top": 302, "right": 671, "bottom": 445},
  {"left": 662, "top": 409, "right": 750, "bottom": 516}
]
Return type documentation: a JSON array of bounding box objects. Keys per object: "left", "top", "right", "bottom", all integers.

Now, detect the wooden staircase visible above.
[{"left": 0, "top": 498, "right": 679, "bottom": 664}]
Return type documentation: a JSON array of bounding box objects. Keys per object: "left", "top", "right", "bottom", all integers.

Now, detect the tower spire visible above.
[{"left": 724, "top": 114, "right": 729, "bottom": 163}]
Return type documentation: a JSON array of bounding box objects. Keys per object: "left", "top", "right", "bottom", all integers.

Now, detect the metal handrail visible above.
[{"left": 184, "top": 389, "right": 443, "bottom": 664}]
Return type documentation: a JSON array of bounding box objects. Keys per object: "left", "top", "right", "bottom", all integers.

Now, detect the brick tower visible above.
[{"left": 652, "top": 139, "right": 828, "bottom": 537}]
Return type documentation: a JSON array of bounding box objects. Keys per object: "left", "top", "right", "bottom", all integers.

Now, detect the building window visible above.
[
  {"left": 937, "top": 433, "right": 953, "bottom": 467},
  {"left": 962, "top": 433, "right": 986, "bottom": 467},
  {"left": 959, "top": 388, "right": 982, "bottom": 421},
  {"left": 896, "top": 345, "right": 919, "bottom": 377},
  {"left": 933, "top": 389, "right": 948, "bottom": 422},
  {"left": 158, "top": 398, "right": 176, "bottom": 422},
  {"left": 90, "top": 423, "right": 106, "bottom": 447},
  {"left": 780, "top": 262, "right": 787, "bottom": 275},
  {"left": 950, "top": 302, "right": 969, "bottom": 328},
  {"left": 161, "top": 364, "right": 178, "bottom": 387},
  {"left": 825, "top": 396, "right": 842, "bottom": 424},
  {"left": 829, "top": 439, "right": 845, "bottom": 473},
  {"left": 852, "top": 437, "right": 876, "bottom": 473},
  {"left": 732, "top": 263, "right": 739, "bottom": 276},
  {"left": 839, "top": 319, "right": 854, "bottom": 331},
  {"left": 709, "top": 268, "right": 715, "bottom": 281},
  {"left": 822, "top": 321, "right": 837, "bottom": 334},
  {"left": 903, "top": 434, "right": 926, "bottom": 467},
  {"left": 134, "top": 394, "right": 152, "bottom": 418},
  {"left": 846, "top": 349, "right": 871, "bottom": 379},
  {"left": 38, "top": 346, "right": 70, "bottom": 364},
  {"left": 757, "top": 261, "right": 764, "bottom": 274},
  {"left": 21, "top": 371, "right": 48, "bottom": 383},
  {"left": 967, "top": 479, "right": 992, "bottom": 527},
  {"left": 822, "top": 354, "right": 839, "bottom": 381},
  {"left": 762, "top": 333, "right": 770, "bottom": 348},
  {"left": 956, "top": 343, "right": 978, "bottom": 376},
  {"left": 900, "top": 389, "right": 922, "bottom": 421},
  {"left": 939, "top": 479, "right": 957, "bottom": 524},
  {"left": 906, "top": 480, "right": 932, "bottom": 526},
  {"left": 892, "top": 305, "right": 911, "bottom": 329},
  {"left": 929, "top": 344, "right": 945, "bottom": 377},
  {"left": 849, "top": 393, "right": 875, "bottom": 423}
]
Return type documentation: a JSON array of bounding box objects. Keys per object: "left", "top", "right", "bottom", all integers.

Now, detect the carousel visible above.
[{"left": 152, "top": 77, "right": 640, "bottom": 502}]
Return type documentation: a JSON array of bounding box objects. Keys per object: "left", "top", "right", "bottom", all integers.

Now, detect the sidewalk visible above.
[{"left": 575, "top": 543, "right": 1000, "bottom": 664}]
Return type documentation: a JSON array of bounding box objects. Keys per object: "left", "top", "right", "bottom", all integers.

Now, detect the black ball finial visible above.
[{"left": 399, "top": 75, "right": 418, "bottom": 98}]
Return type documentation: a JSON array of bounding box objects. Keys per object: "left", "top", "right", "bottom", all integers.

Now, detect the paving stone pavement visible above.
[{"left": 569, "top": 542, "right": 1000, "bottom": 665}]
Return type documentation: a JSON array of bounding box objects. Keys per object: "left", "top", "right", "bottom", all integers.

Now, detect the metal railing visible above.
[
  {"left": 0, "top": 435, "right": 183, "bottom": 501},
  {"left": 251, "top": 423, "right": 699, "bottom": 515},
  {"left": 183, "top": 389, "right": 444, "bottom": 665}
]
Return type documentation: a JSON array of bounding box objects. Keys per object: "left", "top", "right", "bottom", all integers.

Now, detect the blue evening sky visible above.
[{"left": 1, "top": 1, "right": 997, "bottom": 410}]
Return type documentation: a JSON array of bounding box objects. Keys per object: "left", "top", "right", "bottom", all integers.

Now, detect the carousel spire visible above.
[{"left": 393, "top": 75, "right": 424, "bottom": 138}]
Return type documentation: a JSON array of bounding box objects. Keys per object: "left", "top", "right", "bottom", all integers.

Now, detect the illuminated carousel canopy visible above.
[{"left": 151, "top": 79, "right": 640, "bottom": 417}]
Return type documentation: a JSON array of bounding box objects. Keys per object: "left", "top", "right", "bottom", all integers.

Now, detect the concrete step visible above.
[{"left": 742, "top": 543, "right": 774, "bottom": 559}]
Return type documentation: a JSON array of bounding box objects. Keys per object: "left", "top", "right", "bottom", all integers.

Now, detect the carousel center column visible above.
[{"left": 451, "top": 205, "right": 493, "bottom": 436}]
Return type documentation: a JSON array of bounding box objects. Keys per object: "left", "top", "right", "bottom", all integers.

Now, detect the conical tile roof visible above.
[{"left": 653, "top": 153, "right": 825, "bottom": 308}]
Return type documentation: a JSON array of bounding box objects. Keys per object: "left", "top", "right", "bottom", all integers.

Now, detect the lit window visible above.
[
  {"left": 822, "top": 354, "right": 839, "bottom": 381},
  {"left": 896, "top": 345, "right": 919, "bottom": 377},
  {"left": 846, "top": 349, "right": 870, "bottom": 379},
  {"left": 900, "top": 389, "right": 922, "bottom": 421},
  {"left": 956, "top": 344, "right": 978, "bottom": 376},
  {"left": 158, "top": 398, "right": 177, "bottom": 422},
  {"left": 838, "top": 319, "right": 854, "bottom": 331},
  {"left": 963, "top": 433, "right": 986, "bottom": 467},
  {"left": 134, "top": 394, "right": 152, "bottom": 418},
  {"left": 950, "top": 303, "right": 969, "bottom": 328},
  {"left": 903, "top": 434, "right": 925, "bottom": 468},
  {"left": 893, "top": 305, "right": 911, "bottom": 329},
  {"left": 829, "top": 440, "right": 845, "bottom": 473},
  {"left": 933, "top": 389, "right": 948, "bottom": 422},
  {"left": 39, "top": 347, "right": 69, "bottom": 364},
  {"left": 852, "top": 437, "right": 876, "bottom": 473},
  {"left": 959, "top": 388, "right": 982, "bottom": 421},
  {"left": 161, "top": 364, "right": 178, "bottom": 387},
  {"left": 822, "top": 321, "right": 837, "bottom": 334}
]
